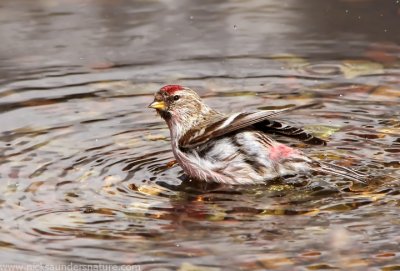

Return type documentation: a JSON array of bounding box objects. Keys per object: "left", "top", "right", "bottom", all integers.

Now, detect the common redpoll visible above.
[{"left": 149, "top": 85, "right": 365, "bottom": 185}]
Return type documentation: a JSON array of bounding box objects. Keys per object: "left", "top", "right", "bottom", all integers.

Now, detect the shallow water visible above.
[{"left": 0, "top": 0, "right": 400, "bottom": 270}]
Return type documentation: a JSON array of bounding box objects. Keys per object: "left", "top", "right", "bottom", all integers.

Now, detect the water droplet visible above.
[
  {"left": 345, "top": 10, "right": 349, "bottom": 14},
  {"left": 233, "top": 25, "right": 237, "bottom": 29},
  {"left": 189, "top": 16, "right": 194, "bottom": 20}
]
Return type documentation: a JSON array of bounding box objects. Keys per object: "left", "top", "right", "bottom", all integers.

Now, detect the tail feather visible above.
[{"left": 313, "top": 161, "right": 367, "bottom": 184}]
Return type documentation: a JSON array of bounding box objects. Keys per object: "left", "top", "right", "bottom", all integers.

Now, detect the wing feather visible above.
[
  {"left": 179, "top": 109, "right": 288, "bottom": 149},
  {"left": 253, "top": 120, "right": 326, "bottom": 146},
  {"left": 179, "top": 104, "right": 326, "bottom": 148}
]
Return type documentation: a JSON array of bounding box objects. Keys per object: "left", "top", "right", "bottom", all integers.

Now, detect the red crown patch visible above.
[{"left": 160, "top": 85, "right": 184, "bottom": 94}]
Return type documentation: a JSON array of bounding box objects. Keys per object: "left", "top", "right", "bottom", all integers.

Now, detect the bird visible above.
[{"left": 148, "top": 85, "right": 366, "bottom": 185}]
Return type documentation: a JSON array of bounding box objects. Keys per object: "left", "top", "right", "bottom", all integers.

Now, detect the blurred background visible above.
[
  {"left": 0, "top": 0, "right": 399, "bottom": 83},
  {"left": 0, "top": 0, "right": 399, "bottom": 270}
]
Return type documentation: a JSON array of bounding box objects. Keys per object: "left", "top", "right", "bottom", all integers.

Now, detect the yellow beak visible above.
[{"left": 148, "top": 100, "right": 166, "bottom": 110}]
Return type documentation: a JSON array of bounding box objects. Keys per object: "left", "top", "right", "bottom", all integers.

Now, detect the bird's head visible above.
[
  {"left": 149, "top": 85, "right": 205, "bottom": 120},
  {"left": 149, "top": 85, "right": 214, "bottom": 136}
]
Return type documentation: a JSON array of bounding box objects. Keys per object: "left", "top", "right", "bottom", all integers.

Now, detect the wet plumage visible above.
[{"left": 149, "top": 85, "right": 366, "bottom": 185}]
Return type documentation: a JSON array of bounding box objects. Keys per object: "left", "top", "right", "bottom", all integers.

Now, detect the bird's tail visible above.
[{"left": 312, "top": 161, "right": 367, "bottom": 184}]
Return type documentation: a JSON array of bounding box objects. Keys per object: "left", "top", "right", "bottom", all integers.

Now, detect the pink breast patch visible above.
[{"left": 269, "top": 144, "right": 295, "bottom": 161}]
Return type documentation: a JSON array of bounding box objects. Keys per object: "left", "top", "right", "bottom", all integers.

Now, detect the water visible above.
[{"left": 0, "top": 0, "right": 399, "bottom": 270}]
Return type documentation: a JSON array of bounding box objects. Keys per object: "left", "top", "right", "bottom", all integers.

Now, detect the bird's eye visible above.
[{"left": 173, "top": 95, "right": 180, "bottom": 101}]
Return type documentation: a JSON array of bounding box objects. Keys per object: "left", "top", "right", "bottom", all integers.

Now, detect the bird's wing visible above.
[
  {"left": 253, "top": 120, "right": 326, "bottom": 146},
  {"left": 179, "top": 106, "right": 326, "bottom": 148}
]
